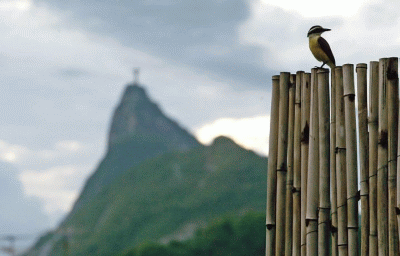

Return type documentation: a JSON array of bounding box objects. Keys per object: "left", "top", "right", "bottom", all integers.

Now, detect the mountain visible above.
[
  {"left": 66, "top": 84, "right": 200, "bottom": 219},
  {"left": 26, "top": 136, "right": 267, "bottom": 256},
  {"left": 24, "top": 84, "right": 267, "bottom": 256}
]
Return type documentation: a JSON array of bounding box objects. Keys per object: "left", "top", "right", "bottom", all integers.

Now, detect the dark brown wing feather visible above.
[{"left": 318, "top": 37, "right": 335, "bottom": 65}]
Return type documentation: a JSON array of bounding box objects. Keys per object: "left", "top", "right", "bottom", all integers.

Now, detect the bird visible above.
[{"left": 307, "top": 25, "right": 336, "bottom": 69}]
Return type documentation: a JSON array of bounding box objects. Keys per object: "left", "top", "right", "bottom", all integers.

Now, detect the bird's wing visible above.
[{"left": 318, "top": 37, "right": 336, "bottom": 66}]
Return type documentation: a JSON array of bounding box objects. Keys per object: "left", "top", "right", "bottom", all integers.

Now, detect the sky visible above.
[{"left": 0, "top": 0, "right": 399, "bottom": 253}]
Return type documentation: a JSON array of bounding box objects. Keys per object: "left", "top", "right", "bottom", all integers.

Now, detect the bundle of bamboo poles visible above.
[{"left": 266, "top": 58, "right": 400, "bottom": 256}]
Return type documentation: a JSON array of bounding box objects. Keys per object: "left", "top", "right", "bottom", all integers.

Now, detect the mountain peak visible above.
[
  {"left": 66, "top": 83, "right": 200, "bottom": 218},
  {"left": 108, "top": 84, "right": 198, "bottom": 151},
  {"left": 120, "top": 84, "right": 147, "bottom": 106},
  {"left": 211, "top": 136, "right": 236, "bottom": 145}
]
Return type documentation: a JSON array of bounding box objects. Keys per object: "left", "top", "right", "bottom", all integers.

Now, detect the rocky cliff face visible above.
[{"left": 66, "top": 83, "right": 200, "bottom": 220}]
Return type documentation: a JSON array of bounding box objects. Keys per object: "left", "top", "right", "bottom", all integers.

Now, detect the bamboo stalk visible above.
[
  {"left": 368, "top": 61, "right": 379, "bottom": 256},
  {"left": 306, "top": 68, "right": 319, "bottom": 256},
  {"left": 266, "top": 75, "right": 280, "bottom": 256},
  {"left": 292, "top": 71, "right": 303, "bottom": 256},
  {"left": 330, "top": 68, "right": 338, "bottom": 256},
  {"left": 335, "top": 66, "right": 348, "bottom": 256},
  {"left": 356, "top": 63, "right": 369, "bottom": 256},
  {"left": 397, "top": 61, "right": 400, "bottom": 253},
  {"left": 275, "top": 72, "right": 290, "bottom": 255},
  {"left": 300, "top": 72, "right": 311, "bottom": 256},
  {"left": 318, "top": 68, "right": 330, "bottom": 256},
  {"left": 377, "top": 58, "right": 389, "bottom": 256},
  {"left": 386, "top": 57, "right": 399, "bottom": 256},
  {"left": 343, "top": 64, "right": 359, "bottom": 256},
  {"left": 285, "top": 74, "right": 296, "bottom": 256}
]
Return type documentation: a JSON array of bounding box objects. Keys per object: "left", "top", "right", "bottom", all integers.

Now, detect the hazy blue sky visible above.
[{"left": 0, "top": 0, "right": 399, "bottom": 253}]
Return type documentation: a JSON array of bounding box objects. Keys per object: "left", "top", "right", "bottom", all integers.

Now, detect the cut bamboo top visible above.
[
  {"left": 317, "top": 68, "right": 329, "bottom": 73},
  {"left": 356, "top": 63, "right": 367, "bottom": 69}
]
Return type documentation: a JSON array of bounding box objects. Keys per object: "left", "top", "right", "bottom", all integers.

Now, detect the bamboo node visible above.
[
  {"left": 347, "top": 192, "right": 360, "bottom": 201},
  {"left": 343, "top": 93, "right": 355, "bottom": 102},
  {"left": 347, "top": 226, "right": 359, "bottom": 230},
  {"left": 266, "top": 224, "right": 275, "bottom": 230},
  {"left": 335, "top": 147, "right": 346, "bottom": 153},
  {"left": 306, "top": 229, "right": 318, "bottom": 235},
  {"left": 277, "top": 166, "right": 287, "bottom": 172},
  {"left": 318, "top": 220, "right": 331, "bottom": 226},
  {"left": 292, "top": 187, "right": 300, "bottom": 193}
]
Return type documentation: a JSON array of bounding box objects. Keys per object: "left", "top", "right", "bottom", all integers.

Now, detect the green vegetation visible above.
[
  {"left": 120, "top": 211, "right": 266, "bottom": 256},
  {"left": 32, "top": 137, "right": 267, "bottom": 256}
]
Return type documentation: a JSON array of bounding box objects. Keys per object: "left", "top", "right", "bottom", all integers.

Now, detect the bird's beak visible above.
[{"left": 323, "top": 28, "right": 331, "bottom": 32}]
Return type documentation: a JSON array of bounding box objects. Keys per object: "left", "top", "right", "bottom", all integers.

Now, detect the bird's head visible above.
[{"left": 307, "top": 25, "right": 331, "bottom": 37}]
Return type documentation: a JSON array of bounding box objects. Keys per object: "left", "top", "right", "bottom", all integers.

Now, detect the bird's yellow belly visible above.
[{"left": 309, "top": 38, "right": 329, "bottom": 62}]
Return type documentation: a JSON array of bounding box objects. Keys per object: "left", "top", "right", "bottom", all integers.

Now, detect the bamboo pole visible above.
[
  {"left": 266, "top": 75, "right": 280, "bottom": 256},
  {"left": 275, "top": 72, "right": 290, "bottom": 255},
  {"left": 306, "top": 68, "right": 319, "bottom": 256},
  {"left": 386, "top": 57, "right": 399, "bottom": 256},
  {"left": 368, "top": 61, "right": 379, "bottom": 256},
  {"left": 397, "top": 61, "right": 400, "bottom": 253},
  {"left": 377, "top": 58, "right": 389, "bottom": 256},
  {"left": 343, "top": 64, "right": 359, "bottom": 256},
  {"left": 356, "top": 63, "right": 369, "bottom": 256},
  {"left": 335, "top": 66, "right": 348, "bottom": 256},
  {"left": 285, "top": 74, "right": 296, "bottom": 256},
  {"left": 292, "top": 71, "right": 303, "bottom": 256},
  {"left": 300, "top": 72, "right": 311, "bottom": 256},
  {"left": 318, "top": 68, "right": 330, "bottom": 256},
  {"left": 330, "top": 68, "right": 338, "bottom": 256}
]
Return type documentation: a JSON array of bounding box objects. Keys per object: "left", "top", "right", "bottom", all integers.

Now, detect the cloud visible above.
[
  {"left": 19, "top": 165, "right": 87, "bottom": 214},
  {"left": 56, "top": 68, "right": 91, "bottom": 78},
  {"left": 0, "top": 139, "right": 91, "bottom": 165},
  {"left": 31, "top": 0, "right": 276, "bottom": 89},
  {"left": 0, "top": 138, "right": 101, "bottom": 219},
  {"left": 260, "top": 0, "right": 372, "bottom": 18},
  {"left": 0, "top": 140, "right": 31, "bottom": 163},
  {"left": 195, "top": 115, "right": 270, "bottom": 156},
  {"left": 0, "top": 161, "right": 49, "bottom": 234},
  {"left": 238, "top": 1, "right": 343, "bottom": 72},
  {"left": 360, "top": 0, "right": 400, "bottom": 29},
  {"left": 55, "top": 140, "right": 83, "bottom": 152}
]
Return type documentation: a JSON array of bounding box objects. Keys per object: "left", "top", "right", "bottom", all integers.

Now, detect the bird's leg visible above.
[{"left": 320, "top": 62, "right": 327, "bottom": 68}]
